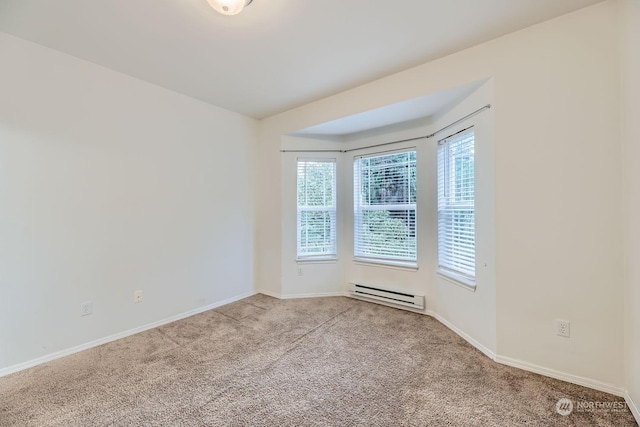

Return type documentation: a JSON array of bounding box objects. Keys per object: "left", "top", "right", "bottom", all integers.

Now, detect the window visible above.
[
  {"left": 297, "top": 159, "right": 337, "bottom": 259},
  {"left": 437, "top": 131, "right": 475, "bottom": 283},
  {"left": 354, "top": 150, "right": 417, "bottom": 265}
]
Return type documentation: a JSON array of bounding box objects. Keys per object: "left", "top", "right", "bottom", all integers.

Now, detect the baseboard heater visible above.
[{"left": 348, "top": 283, "right": 425, "bottom": 310}]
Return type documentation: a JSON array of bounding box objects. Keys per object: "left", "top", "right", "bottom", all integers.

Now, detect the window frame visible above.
[
  {"left": 437, "top": 130, "right": 476, "bottom": 288},
  {"left": 353, "top": 149, "right": 418, "bottom": 269},
  {"left": 296, "top": 158, "right": 338, "bottom": 261}
]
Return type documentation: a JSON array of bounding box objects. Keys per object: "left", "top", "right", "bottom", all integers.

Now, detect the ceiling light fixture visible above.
[{"left": 207, "top": 0, "right": 253, "bottom": 16}]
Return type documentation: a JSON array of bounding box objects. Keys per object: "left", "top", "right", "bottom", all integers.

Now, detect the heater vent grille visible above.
[{"left": 348, "top": 283, "right": 425, "bottom": 310}]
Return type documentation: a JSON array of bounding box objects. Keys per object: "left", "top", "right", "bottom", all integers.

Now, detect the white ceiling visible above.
[{"left": 0, "top": 0, "right": 603, "bottom": 119}]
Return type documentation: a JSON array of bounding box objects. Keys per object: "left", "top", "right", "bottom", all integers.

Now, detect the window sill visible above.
[
  {"left": 296, "top": 256, "right": 338, "bottom": 264},
  {"left": 354, "top": 257, "right": 418, "bottom": 271},
  {"left": 437, "top": 269, "right": 476, "bottom": 292}
]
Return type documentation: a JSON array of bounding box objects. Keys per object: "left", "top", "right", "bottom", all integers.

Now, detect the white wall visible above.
[
  {"left": 0, "top": 33, "right": 257, "bottom": 371},
  {"left": 276, "top": 80, "right": 496, "bottom": 354},
  {"left": 431, "top": 82, "right": 496, "bottom": 356},
  {"left": 257, "top": 1, "right": 624, "bottom": 391},
  {"left": 279, "top": 136, "right": 346, "bottom": 298},
  {"left": 492, "top": 3, "right": 623, "bottom": 391},
  {"left": 621, "top": 0, "right": 640, "bottom": 418},
  {"left": 342, "top": 128, "right": 433, "bottom": 303}
]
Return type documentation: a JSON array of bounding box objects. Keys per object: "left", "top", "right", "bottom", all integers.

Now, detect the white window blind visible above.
[
  {"left": 297, "top": 159, "right": 337, "bottom": 259},
  {"left": 354, "top": 150, "right": 417, "bottom": 263},
  {"left": 437, "top": 131, "right": 475, "bottom": 280}
]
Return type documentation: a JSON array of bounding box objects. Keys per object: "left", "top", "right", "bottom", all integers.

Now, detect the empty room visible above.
[{"left": 0, "top": 0, "right": 639, "bottom": 425}]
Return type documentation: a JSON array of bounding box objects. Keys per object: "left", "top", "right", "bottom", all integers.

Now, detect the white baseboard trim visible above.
[
  {"left": 0, "top": 291, "right": 256, "bottom": 378},
  {"left": 433, "top": 313, "right": 497, "bottom": 361},
  {"left": 256, "top": 290, "right": 346, "bottom": 300},
  {"left": 495, "top": 355, "right": 625, "bottom": 397},
  {"left": 276, "top": 291, "right": 346, "bottom": 300},
  {"left": 625, "top": 391, "right": 640, "bottom": 424},
  {"left": 256, "top": 289, "right": 282, "bottom": 299}
]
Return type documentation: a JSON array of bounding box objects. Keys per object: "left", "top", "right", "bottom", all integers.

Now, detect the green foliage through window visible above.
[
  {"left": 297, "top": 159, "right": 337, "bottom": 258},
  {"left": 354, "top": 150, "right": 417, "bottom": 262}
]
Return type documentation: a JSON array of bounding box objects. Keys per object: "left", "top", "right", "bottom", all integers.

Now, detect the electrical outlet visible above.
[
  {"left": 556, "top": 319, "right": 570, "bottom": 338},
  {"left": 134, "top": 290, "right": 143, "bottom": 303},
  {"left": 80, "top": 301, "right": 92, "bottom": 316}
]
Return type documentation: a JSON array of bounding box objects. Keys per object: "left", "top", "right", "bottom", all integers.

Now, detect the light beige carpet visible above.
[{"left": 0, "top": 295, "right": 636, "bottom": 426}]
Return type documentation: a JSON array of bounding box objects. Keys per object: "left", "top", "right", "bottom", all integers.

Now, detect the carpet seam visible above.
[{"left": 258, "top": 305, "right": 356, "bottom": 374}]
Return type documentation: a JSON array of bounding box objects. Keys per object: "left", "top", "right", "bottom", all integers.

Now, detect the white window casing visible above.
[
  {"left": 437, "top": 131, "right": 476, "bottom": 284},
  {"left": 297, "top": 158, "right": 337, "bottom": 260},
  {"left": 354, "top": 150, "right": 417, "bottom": 266}
]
